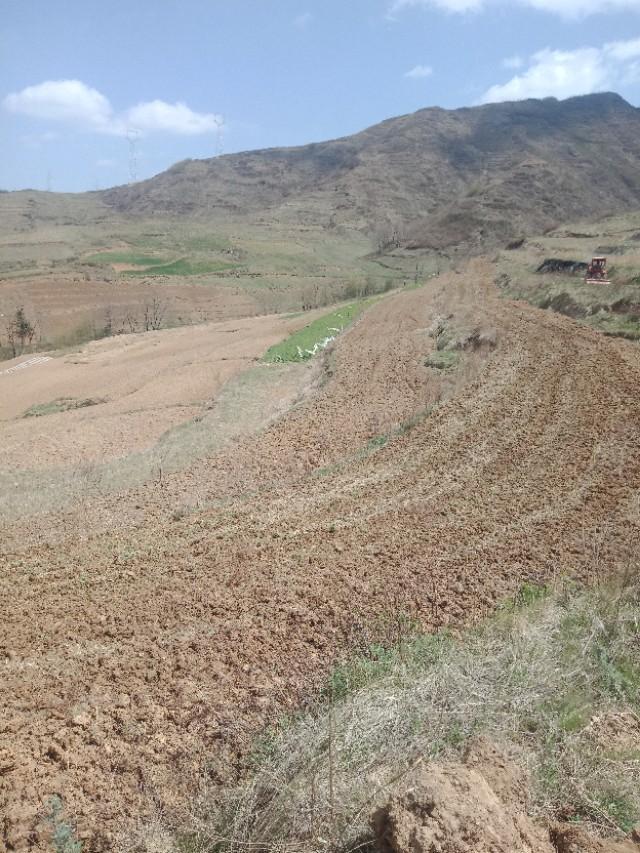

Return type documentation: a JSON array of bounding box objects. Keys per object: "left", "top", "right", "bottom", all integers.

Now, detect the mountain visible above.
[{"left": 101, "top": 93, "right": 640, "bottom": 252}]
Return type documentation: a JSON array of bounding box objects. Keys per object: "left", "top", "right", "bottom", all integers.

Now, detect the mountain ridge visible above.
[{"left": 101, "top": 92, "right": 640, "bottom": 252}]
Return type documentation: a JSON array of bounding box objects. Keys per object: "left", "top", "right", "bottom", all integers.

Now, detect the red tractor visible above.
[{"left": 585, "top": 256, "right": 610, "bottom": 284}]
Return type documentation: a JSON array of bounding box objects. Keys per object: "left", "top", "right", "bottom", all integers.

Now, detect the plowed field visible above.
[{"left": 2, "top": 260, "right": 640, "bottom": 850}]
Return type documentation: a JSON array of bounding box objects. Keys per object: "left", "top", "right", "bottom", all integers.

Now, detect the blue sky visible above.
[{"left": 2, "top": 0, "right": 640, "bottom": 192}]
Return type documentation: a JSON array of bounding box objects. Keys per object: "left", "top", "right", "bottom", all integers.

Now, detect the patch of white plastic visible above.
[{"left": 0, "top": 356, "right": 52, "bottom": 376}]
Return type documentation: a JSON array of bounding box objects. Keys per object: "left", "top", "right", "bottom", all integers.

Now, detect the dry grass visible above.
[
  {"left": 172, "top": 578, "right": 640, "bottom": 853},
  {"left": 494, "top": 210, "right": 640, "bottom": 340}
]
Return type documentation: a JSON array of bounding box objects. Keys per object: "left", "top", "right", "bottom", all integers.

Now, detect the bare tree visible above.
[
  {"left": 123, "top": 310, "right": 140, "bottom": 334},
  {"left": 102, "top": 306, "right": 114, "bottom": 338},
  {"left": 143, "top": 294, "right": 167, "bottom": 331},
  {"left": 373, "top": 223, "right": 402, "bottom": 254},
  {"left": 5, "top": 307, "right": 36, "bottom": 357}
]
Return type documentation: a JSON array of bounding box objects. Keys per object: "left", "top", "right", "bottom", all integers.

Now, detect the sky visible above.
[{"left": 2, "top": 0, "right": 640, "bottom": 192}]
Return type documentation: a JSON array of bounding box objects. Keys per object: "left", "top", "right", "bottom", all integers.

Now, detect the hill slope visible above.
[
  {"left": 4, "top": 261, "right": 640, "bottom": 849},
  {"left": 102, "top": 92, "right": 640, "bottom": 251}
]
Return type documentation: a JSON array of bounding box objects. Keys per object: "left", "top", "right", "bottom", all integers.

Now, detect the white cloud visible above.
[
  {"left": 125, "top": 100, "right": 222, "bottom": 135},
  {"left": 606, "top": 35, "right": 640, "bottom": 58},
  {"left": 96, "top": 158, "right": 116, "bottom": 167},
  {"left": 3, "top": 79, "right": 223, "bottom": 137},
  {"left": 293, "top": 11, "right": 312, "bottom": 27},
  {"left": 480, "top": 37, "right": 640, "bottom": 102},
  {"left": 390, "top": 0, "right": 640, "bottom": 15},
  {"left": 4, "top": 80, "right": 113, "bottom": 130},
  {"left": 503, "top": 55, "right": 524, "bottom": 69},
  {"left": 526, "top": 0, "right": 640, "bottom": 12},
  {"left": 389, "top": 0, "right": 477, "bottom": 13},
  {"left": 404, "top": 64, "right": 434, "bottom": 78}
]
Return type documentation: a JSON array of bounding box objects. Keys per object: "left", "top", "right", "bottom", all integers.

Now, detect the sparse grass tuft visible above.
[
  {"left": 23, "top": 397, "right": 104, "bottom": 418},
  {"left": 182, "top": 579, "right": 640, "bottom": 853},
  {"left": 46, "top": 796, "right": 83, "bottom": 853},
  {"left": 425, "top": 350, "right": 460, "bottom": 370}
]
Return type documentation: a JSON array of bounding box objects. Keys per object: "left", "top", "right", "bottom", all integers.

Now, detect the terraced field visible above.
[{"left": 2, "top": 259, "right": 640, "bottom": 850}]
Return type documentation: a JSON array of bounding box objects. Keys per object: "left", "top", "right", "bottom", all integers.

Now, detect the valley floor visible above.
[{"left": 2, "top": 259, "right": 640, "bottom": 850}]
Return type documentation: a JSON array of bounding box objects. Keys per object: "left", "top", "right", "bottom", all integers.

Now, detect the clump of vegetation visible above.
[
  {"left": 46, "top": 796, "right": 82, "bottom": 853},
  {"left": 425, "top": 350, "right": 460, "bottom": 370},
  {"left": 263, "top": 301, "right": 370, "bottom": 363},
  {"left": 183, "top": 579, "right": 639, "bottom": 852},
  {"left": 342, "top": 277, "right": 395, "bottom": 300},
  {"left": 583, "top": 311, "right": 640, "bottom": 341},
  {"left": 23, "top": 397, "right": 105, "bottom": 418}
]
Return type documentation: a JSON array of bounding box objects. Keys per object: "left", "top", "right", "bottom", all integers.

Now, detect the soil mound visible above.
[
  {"left": 372, "top": 738, "right": 639, "bottom": 853},
  {"left": 372, "top": 737, "right": 551, "bottom": 853}
]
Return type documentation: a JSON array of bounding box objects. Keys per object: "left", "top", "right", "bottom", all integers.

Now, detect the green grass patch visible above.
[
  {"left": 85, "top": 251, "right": 239, "bottom": 277},
  {"left": 583, "top": 312, "right": 640, "bottom": 341},
  {"left": 45, "top": 796, "right": 83, "bottom": 853},
  {"left": 23, "top": 397, "right": 104, "bottom": 418},
  {"left": 124, "top": 258, "right": 240, "bottom": 277},
  {"left": 182, "top": 235, "right": 231, "bottom": 252},
  {"left": 592, "top": 793, "right": 639, "bottom": 834},
  {"left": 425, "top": 350, "right": 460, "bottom": 370},
  {"left": 84, "top": 251, "right": 169, "bottom": 267},
  {"left": 263, "top": 301, "right": 370, "bottom": 363}
]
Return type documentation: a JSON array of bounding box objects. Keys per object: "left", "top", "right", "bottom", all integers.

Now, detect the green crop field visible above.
[
  {"left": 263, "top": 300, "right": 371, "bottom": 363},
  {"left": 124, "top": 257, "right": 240, "bottom": 276},
  {"left": 84, "top": 251, "right": 170, "bottom": 267}
]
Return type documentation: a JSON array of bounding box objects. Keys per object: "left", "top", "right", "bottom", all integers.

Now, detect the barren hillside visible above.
[{"left": 101, "top": 93, "right": 640, "bottom": 250}]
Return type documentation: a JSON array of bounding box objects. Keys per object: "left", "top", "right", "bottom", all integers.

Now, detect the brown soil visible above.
[
  {"left": 0, "top": 274, "right": 258, "bottom": 346},
  {"left": 373, "top": 738, "right": 638, "bottom": 853},
  {"left": 550, "top": 824, "right": 639, "bottom": 853},
  {"left": 585, "top": 710, "right": 640, "bottom": 755},
  {"left": 2, "top": 260, "right": 640, "bottom": 850},
  {"left": 372, "top": 737, "right": 551, "bottom": 853},
  {"left": 0, "top": 311, "right": 317, "bottom": 470}
]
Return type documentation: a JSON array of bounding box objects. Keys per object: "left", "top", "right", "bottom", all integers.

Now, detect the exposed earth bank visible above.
[{"left": 374, "top": 738, "right": 638, "bottom": 853}]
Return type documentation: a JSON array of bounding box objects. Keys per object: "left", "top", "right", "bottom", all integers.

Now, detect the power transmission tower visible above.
[
  {"left": 126, "top": 128, "right": 140, "bottom": 183},
  {"left": 214, "top": 116, "right": 224, "bottom": 156}
]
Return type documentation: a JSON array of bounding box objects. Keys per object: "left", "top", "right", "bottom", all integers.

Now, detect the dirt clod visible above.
[
  {"left": 550, "top": 824, "right": 639, "bottom": 853},
  {"left": 372, "top": 738, "right": 552, "bottom": 853}
]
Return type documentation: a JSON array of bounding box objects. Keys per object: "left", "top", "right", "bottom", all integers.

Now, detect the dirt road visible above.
[{"left": 2, "top": 260, "right": 640, "bottom": 850}]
